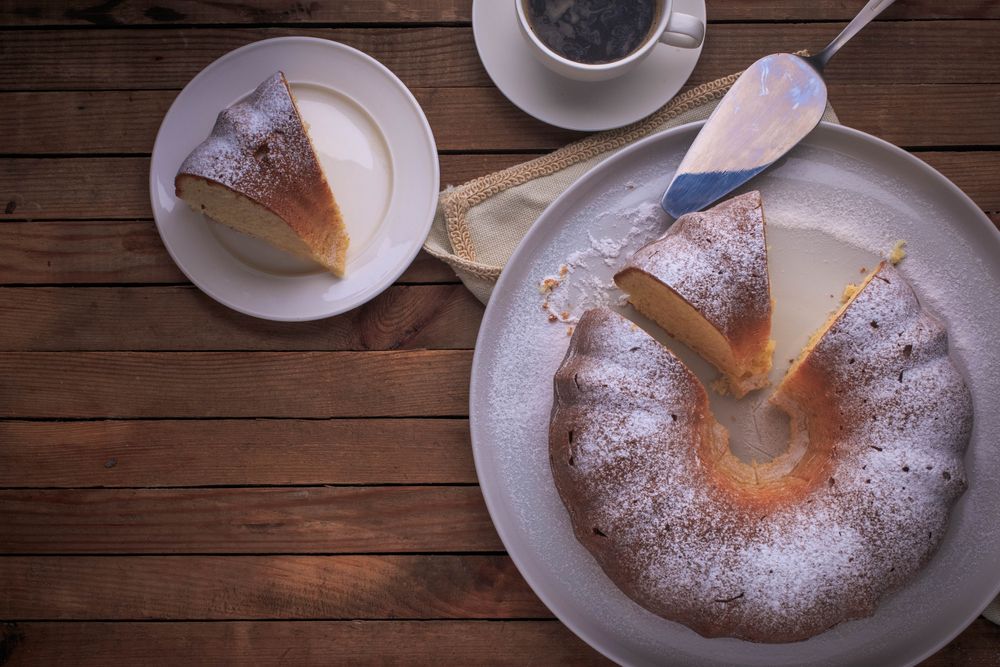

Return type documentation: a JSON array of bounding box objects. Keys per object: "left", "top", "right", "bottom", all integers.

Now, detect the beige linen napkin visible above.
[{"left": 423, "top": 67, "right": 838, "bottom": 303}]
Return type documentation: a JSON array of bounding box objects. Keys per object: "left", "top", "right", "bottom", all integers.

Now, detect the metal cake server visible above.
[{"left": 661, "top": 0, "right": 896, "bottom": 218}]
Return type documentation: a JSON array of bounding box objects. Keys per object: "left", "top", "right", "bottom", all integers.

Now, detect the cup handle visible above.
[{"left": 658, "top": 12, "right": 705, "bottom": 49}]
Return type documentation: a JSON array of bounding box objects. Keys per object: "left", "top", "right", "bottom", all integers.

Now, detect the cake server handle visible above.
[{"left": 804, "top": 0, "right": 897, "bottom": 71}]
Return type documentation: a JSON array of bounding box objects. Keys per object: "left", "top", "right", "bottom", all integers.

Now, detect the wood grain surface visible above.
[
  {"left": 4, "top": 84, "right": 1000, "bottom": 154},
  {"left": 0, "top": 154, "right": 530, "bottom": 220},
  {"left": 2, "top": 23, "right": 998, "bottom": 91},
  {"left": 0, "top": 556, "right": 543, "bottom": 618},
  {"left": 0, "top": 285, "right": 483, "bottom": 350},
  {"left": 0, "top": 351, "right": 472, "bottom": 417},
  {"left": 0, "top": 419, "right": 476, "bottom": 487},
  {"left": 1, "top": 0, "right": 997, "bottom": 665},
  {"left": 2, "top": 0, "right": 998, "bottom": 26},
  {"left": 0, "top": 487, "right": 500, "bottom": 553}
]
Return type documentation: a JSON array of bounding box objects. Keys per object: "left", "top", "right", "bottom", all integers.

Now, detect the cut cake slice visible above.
[
  {"left": 614, "top": 191, "right": 774, "bottom": 398},
  {"left": 175, "top": 72, "right": 349, "bottom": 276}
]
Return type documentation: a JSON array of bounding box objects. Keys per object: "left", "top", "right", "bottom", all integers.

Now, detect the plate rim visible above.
[
  {"left": 469, "top": 119, "right": 1000, "bottom": 666},
  {"left": 148, "top": 35, "right": 440, "bottom": 322}
]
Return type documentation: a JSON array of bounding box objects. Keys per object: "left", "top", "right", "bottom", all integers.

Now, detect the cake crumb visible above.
[
  {"left": 860, "top": 266, "right": 867, "bottom": 274},
  {"left": 889, "top": 240, "right": 907, "bottom": 265},
  {"left": 539, "top": 277, "right": 561, "bottom": 294},
  {"left": 548, "top": 313, "right": 558, "bottom": 323},
  {"left": 711, "top": 377, "right": 732, "bottom": 396},
  {"left": 842, "top": 282, "right": 860, "bottom": 302},
  {"left": 560, "top": 311, "right": 570, "bottom": 321},
  {"left": 559, "top": 264, "right": 569, "bottom": 277},
  {"left": 566, "top": 326, "right": 574, "bottom": 336}
]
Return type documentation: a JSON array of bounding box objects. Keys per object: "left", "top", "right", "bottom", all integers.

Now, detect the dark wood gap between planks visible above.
[
  {"left": 0, "top": 281, "right": 461, "bottom": 287},
  {"left": 0, "top": 484, "right": 484, "bottom": 490},
  {"left": 0, "top": 551, "right": 509, "bottom": 557},
  {"left": 6, "top": 18, "right": 998, "bottom": 31},
  {"left": 0, "top": 415, "right": 472, "bottom": 421},
  {"left": 2, "top": 617, "right": 566, "bottom": 624},
  {"left": 2, "top": 0, "right": 998, "bottom": 26},
  {"left": 3, "top": 145, "right": 999, "bottom": 159}
]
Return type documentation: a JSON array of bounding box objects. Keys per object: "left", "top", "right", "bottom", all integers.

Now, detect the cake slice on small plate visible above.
[
  {"left": 175, "top": 71, "right": 349, "bottom": 276},
  {"left": 615, "top": 190, "right": 774, "bottom": 397}
]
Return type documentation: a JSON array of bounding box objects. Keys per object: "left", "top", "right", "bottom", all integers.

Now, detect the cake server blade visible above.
[{"left": 661, "top": 0, "right": 896, "bottom": 219}]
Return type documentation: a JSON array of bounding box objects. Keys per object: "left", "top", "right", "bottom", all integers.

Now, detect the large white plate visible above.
[
  {"left": 472, "top": 0, "right": 705, "bottom": 132},
  {"left": 150, "top": 37, "right": 439, "bottom": 321},
  {"left": 470, "top": 122, "right": 1000, "bottom": 666}
]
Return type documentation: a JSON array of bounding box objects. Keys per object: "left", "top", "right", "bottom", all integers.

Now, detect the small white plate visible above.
[
  {"left": 473, "top": 0, "right": 706, "bottom": 132},
  {"left": 150, "top": 37, "right": 439, "bottom": 321},
  {"left": 471, "top": 122, "right": 1000, "bottom": 666}
]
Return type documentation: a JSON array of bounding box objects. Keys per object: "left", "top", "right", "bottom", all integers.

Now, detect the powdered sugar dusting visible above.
[
  {"left": 177, "top": 72, "right": 326, "bottom": 219},
  {"left": 622, "top": 190, "right": 770, "bottom": 341},
  {"left": 540, "top": 202, "right": 665, "bottom": 324},
  {"left": 551, "top": 287, "right": 970, "bottom": 641}
]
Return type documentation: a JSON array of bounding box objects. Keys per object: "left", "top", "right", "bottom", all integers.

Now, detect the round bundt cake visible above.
[{"left": 549, "top": 263, "right": 971, "bottom": 642}]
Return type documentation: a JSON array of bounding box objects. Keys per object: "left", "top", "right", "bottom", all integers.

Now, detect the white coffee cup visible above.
[{"left": 516, "top": 0, "right": 705, "bottom": 82}]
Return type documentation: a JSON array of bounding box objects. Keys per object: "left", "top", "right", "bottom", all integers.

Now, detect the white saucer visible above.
[
  {"left": 472, "top": 0, "right": 706, "bottom": 132},
  {"left": 150, "top": 37, "right": 439, "bottom": 321}
]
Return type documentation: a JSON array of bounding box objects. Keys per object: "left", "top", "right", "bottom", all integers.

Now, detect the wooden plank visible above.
[
  {"left": 0, "top": 221, "right": 186, "bottom": 282},
  {"left": 0, "top": 154, "right": 530, "bottom": 219},
  {"left": 1, "top": 23, "right": 997, "bottom": 92},
  {"left": 0, "top": 487, "right": 500, "bottom": 553},
  {"left": 0, "top": 285, "right": 483, "bottom": 351},
  {"left": 0, "top": 89, "right": 564, "bottom": 153},
  {"left": 0, "top": 621, "right": 997, "bottom": 666},
  {"left": 0, "top": 556, "right": 546, "bottom": 618},
  {"left": 0, "top": 0, "right": 995, "bottom": 27},
  {"left": 0, "top": 419, "right": 476, "bottom": 487},
  {"left": 0, "top": 350, "right": 472, "bottom": 418},
  {"left": 4, "top": 84, "right": 1000, "bottom": 155},
  {"left": 828, "top": 84, "right": 1000, "bottom": 148},
  {"left": 705, "top": 0, "right": 1000, "bottom": 21},
  {"left": 0, "top": 27, "right": 487, "bottom": 90},
  {"left": 2, "top": 149, "right": 996, "bottom": 227},
  {"left": 0, "top": 157, "right": 150, "bottom": 217},
  {"left": 4, "top": 620, "right": 998, "bottom": 667},
  {"left": 0, "top": 221, "right": 457, "bottom": 284},
  {"left": 1, "top": 621, "right": 611, "bottom": 667},
  {"left": 0, "top": 0, "right": 474, "bottom": 26},
  {"left": 917, "top": 153, "right": 1000, "bottom": 212},
  {"left": 921, "top": 618, "right": 1000, "bottom": 666}
]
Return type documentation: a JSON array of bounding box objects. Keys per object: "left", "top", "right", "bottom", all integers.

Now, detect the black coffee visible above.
[{"left": 524, "top": 0, "right": 659, "bottom": 65}]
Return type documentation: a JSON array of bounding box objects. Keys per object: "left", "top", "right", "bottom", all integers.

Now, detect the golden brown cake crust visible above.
[
  {"left": 550, "top": 284, "right": 971, "bottom": 641},
  {"left": 175, "top": 72, "right": 347, "bottom": 273}
]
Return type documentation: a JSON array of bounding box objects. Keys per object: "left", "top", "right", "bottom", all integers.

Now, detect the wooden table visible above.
[{"left": 1, "top": 1, "right": 998, "bottom": 664}]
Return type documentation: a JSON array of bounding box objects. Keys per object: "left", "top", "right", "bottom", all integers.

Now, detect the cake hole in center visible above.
[{"left": 716, "top": 393, "right": 791, "bottom": 465}]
